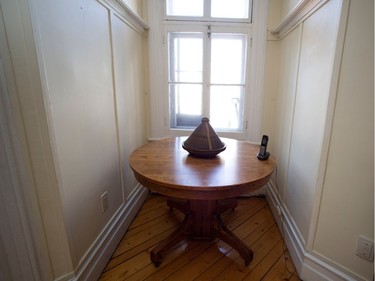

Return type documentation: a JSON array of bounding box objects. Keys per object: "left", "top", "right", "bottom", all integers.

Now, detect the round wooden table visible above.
[{"left": 129, "top": 137, "right": 276, "bottom": 267}]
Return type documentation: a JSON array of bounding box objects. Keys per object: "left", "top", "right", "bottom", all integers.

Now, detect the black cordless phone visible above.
[{"left": 257, "top": 135, "right": 270, "bottom": 160}]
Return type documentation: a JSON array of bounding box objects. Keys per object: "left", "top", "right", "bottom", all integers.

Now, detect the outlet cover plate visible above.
[{"left": 356, "top": 236, "right": 374, "bottom": 262}]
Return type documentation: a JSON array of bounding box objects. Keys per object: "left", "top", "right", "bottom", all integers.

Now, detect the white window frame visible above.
[
  {"left": 165, "top": 23, "right": 251, "bottom": 138},
  {"left": 147, "top": 0, "right": 268, "bottom": 142}
]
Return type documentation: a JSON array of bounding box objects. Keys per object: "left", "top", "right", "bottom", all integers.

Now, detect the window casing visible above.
[{"left": 147, "top": 0, "right": 267, "bottom": 141}]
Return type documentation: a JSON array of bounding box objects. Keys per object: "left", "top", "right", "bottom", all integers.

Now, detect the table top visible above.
[{"left": 129, "top": 137, "right": 276, "bottom": 200}]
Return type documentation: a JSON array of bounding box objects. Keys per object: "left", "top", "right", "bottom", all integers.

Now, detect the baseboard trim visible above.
[
  {"left": 68, "top": 184, "right": 149, "bottom": 281},
  {"left": 265, "top": 182, "right": 367, "bottom": 281},
  {"left": 301, "top": 252, "right": 367, "bottom": 281}
]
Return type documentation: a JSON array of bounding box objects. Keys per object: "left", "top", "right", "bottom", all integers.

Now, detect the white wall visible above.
[
  {"left": 122, "top": 0, "right": 142, "bottom": 15},
  {"left": 35, "top": 0, "right": 124, "bottom": 267},
  {"left": 111, "top": 14, "right": 147, "bottom": 199},
  {"left": 0, "top": 0, "right": 148, "bottom": 279},
  {"left": 264, "top": 0, "right": 374, "bottom": 280},
  {"left": 313, "top": 0, "right": 374, "bottom": 278},
  {"left": 267, "top": 24, "right": 301, "bottom": 206},
  {"left": 285, "top": 0, "right": 342, "bottom": 241},
  {"left": 0, "top": 0, "right": 74, "bottom": 277},
  {"left": 33, "top": 0, "right": 148, "bottom": 275},
  {"left": 281, "top": 0, "right": 300, "bottom": 19}
]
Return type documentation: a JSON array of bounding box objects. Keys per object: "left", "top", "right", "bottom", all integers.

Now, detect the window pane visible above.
[
  {"left": 166, "top": 0, "right": 204, "bottom": 17},
  {"left": 170, "top": 84, "right": 202, "bottom": 128},
  {"left": 210, "top": 86, "right": 243, "bottom": 130},
  {"left": 211, "top": 34, "right": 246, "bottom": 84},
  {"left": 169, "top": 33, "right": 203, "bottom": 83},
  {"left": 211, "top": 0, "right": 249, "bottom": 19}
]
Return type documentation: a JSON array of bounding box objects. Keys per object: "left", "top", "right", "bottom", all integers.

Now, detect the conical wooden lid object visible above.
[{"left": 182, "top": 117, "right": 226, "bottom": 157}]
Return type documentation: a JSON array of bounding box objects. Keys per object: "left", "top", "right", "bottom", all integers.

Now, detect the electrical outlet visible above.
[
  {"left": 101, "top": 191, "right": 108, "bottom": 213},
  {"left": 356, "top": 236, "right": 374, "bottom": 262}
]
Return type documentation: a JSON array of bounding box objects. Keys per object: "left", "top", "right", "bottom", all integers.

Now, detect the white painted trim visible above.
[
  {"left": 270, "top": 0, "right": 330, "bottom": 39},
  {"left": 266, "top": 180, "right": 306, "bottom": 267},
  {"left": 67, "top": 184, "right": 149, "bottom": 281},
  {"left": 0, "top": 58, "right": 47, "bottom": 281},
  {"left": 302, "top": 252, "right": 368, "bottom": 281},
  {"left": 246, "top": 0, "right": 268, "bottom": 142},
  {"left": 0, "top": 0, "right": 73, "bottom": 277},
  {"left": 98, "top": 0, "right": 149, "bottom": 34},
  {"left": 147, "top": 0, "right": 169, "bottom": 139},
  {"left": 266, "top": 182, "right": 368, "bottom": 281}
]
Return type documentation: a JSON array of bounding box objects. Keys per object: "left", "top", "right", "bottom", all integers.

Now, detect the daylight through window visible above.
[{"left": 166, "top": 0, "right": 252, "bottom": 132}]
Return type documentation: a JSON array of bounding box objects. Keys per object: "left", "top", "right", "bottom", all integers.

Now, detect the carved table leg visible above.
[
  {"left": 214, "top": 211, "right": 253, "bottom": 266},
  {"left": 150, "top": 198, "right": 253, "bottom": 267},
  {"left": 150, "top": 214, "right": 192, "bottom": 267}
]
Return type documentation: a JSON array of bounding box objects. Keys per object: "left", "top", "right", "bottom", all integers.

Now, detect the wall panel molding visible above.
[
  {"left": 1, "top": 0, "right": 74, "bottom": 277},
  {"left": 69, "top": 185, "right": 149, "bottom": 281},
  {"left": 0, "top": 58, "right": 46, "bottom": 281},
  {"left": 270, "top": 0, "right": 329, "bottom": 39},
  {"left": 266, "top": 183, "right": 367, "bottom": 281},
  {"left": 98, "top": 0, "right": 149, "bottom": 34}
]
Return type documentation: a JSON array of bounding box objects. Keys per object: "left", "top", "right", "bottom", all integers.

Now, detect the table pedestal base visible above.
[{"left": 150, "top": 199, "right": 253, "bottom": 267}]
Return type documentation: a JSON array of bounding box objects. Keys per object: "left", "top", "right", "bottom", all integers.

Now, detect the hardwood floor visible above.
[{"left": 99, "top": 194, "right": 302, "bottom": 281}]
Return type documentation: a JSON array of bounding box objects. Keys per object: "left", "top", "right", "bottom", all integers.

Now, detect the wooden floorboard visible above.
[{"left": 99, "top": 194, "right": 301, "bottom": 281}]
